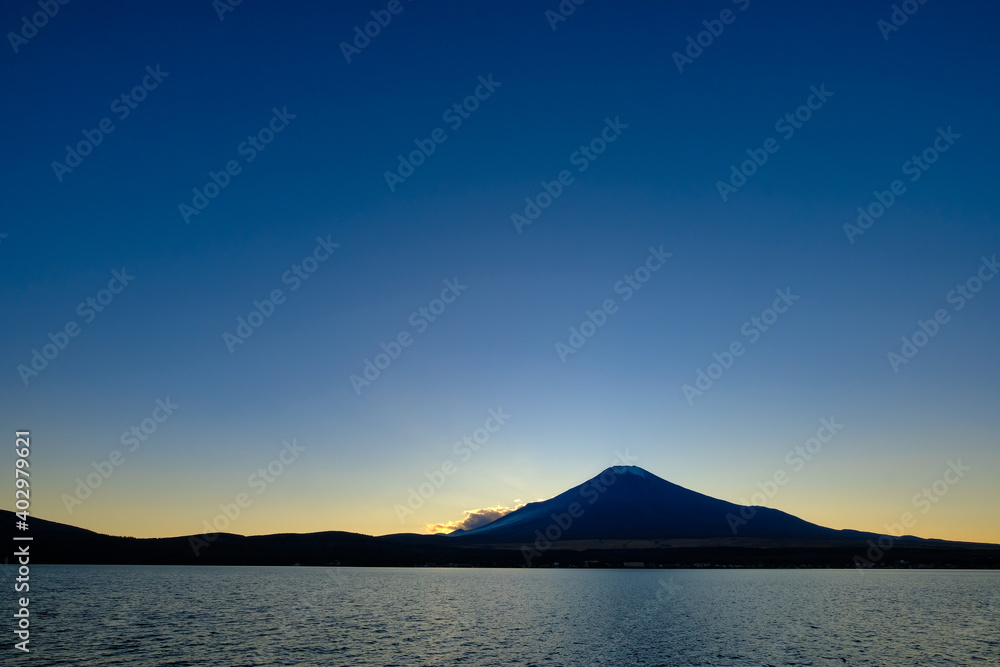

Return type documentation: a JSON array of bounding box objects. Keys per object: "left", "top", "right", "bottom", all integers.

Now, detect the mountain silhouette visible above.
[
  {"left": 3, "top": 466, "right": 996, "bottom": 568},
  {"left": 447, "top": 466, "right": 880, "bottom": 543}
]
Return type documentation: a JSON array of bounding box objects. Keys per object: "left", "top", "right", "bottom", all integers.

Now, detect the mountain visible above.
[{"left": 447, "top": 466, "right": 912, "bottom": 544}]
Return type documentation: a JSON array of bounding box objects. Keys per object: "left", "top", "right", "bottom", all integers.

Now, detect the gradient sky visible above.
[{"left": 1, "top": 0, "right": 998, "bottom": 544}]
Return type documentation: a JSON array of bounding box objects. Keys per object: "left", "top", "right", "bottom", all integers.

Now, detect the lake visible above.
[{"left": 16, "top": 565, "right": 999, "bottom": 665}]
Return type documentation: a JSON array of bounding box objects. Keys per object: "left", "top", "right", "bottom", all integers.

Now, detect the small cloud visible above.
[{"left": 426, "top": 504, "right": 524, "bottom": 534}]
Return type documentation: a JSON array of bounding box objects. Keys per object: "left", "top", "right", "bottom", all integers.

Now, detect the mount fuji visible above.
[{"left": 446, "top": 465, "right": 885, "bottom": 544}]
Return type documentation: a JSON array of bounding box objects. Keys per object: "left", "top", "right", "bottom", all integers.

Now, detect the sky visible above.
[{"left": 1, "top": 0, "right": 998, "bottom": 545}]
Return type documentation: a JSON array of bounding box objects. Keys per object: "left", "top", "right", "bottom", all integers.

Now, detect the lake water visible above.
[{"left": 14, "top": 565, "right": 999, "bottom": 665}]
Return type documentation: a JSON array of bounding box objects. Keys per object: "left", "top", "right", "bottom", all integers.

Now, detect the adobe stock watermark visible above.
[
  {"left": 178, "top": 106, "right": 296, "bottom": 224},
  {"left": 245, "top": 621, "right": 300, "bottom": 666},
  {"left": 843, "top": 126, "right": 960, "bottom": 244},
  {"left": 877, "top": 0, "right": 931, "bottom": 41},
  {"left": 521, "top": 450, "right": 639, "bottom": 566},
  {"left": 761, "top": 618, "right": 818, "bottom": 663},
  {"left": 555, "top": 245, "right": 671, "bottom": 362},
  {"left": 51, "top": 65, "right": 169, "bottom": 182},
  {"left": 511, "top": 116, "right": 628, "bottom": 234},
  {"left": 222, "top": 235, "right": 340, "bottom": 353},
  {"left": 349, "top": 277, "right": 467, "bottom": 395},
  {"left": 16, "top": 268, "right": 135, "bottom": 386},
  {"left": 61, "top": 397, "right": 179, "bottom": 514},
  {"left": 682, "top": 287, "right": 799, "bottom": 405},
  {"left": 726, "top": 416, "right": 844, "bottom": 534},
  {"left": 854, "top": 458, "right": 970, "bottom": 572},
  {"left": 7, "top": 0, "right": 71, "bottom": 54},
  {"left": 340, "top": 0, "right": 414, "bottom": 63},
  {"left": 436, "top": 613, "right": 486, "bottom": 657},
  {"left": 213, "top": 0, "right": 245, "bottom": 21},
  {"left": 716, "top": 84, "right": 833, "bottom": 201},
  {"left": 653, "top": 574, "right": 682, "bottom": 603},
  {"left": 886, "top": 254, "right": 996, "bottom": 373},
  {"left": 189, "top": 438, "right": 306, "bottom": 556},
  {"left": 393, "top": 407, "right": 511, "bottom": 523},
  {"left": 383, "top": 75, "right": 501, "bottom": 192},
  {"left": 671, "top": 0, "right": 751, "bottom": 73},
  {"left": 544, "top": 0, "right": 586, "bottom": 31}
]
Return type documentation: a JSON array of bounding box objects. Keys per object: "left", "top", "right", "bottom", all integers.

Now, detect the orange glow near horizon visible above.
[{"left": 17, "top": 491, "right": 999, "bottom": 546}]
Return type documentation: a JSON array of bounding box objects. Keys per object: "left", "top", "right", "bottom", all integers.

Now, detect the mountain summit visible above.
[{"left": 448, "top": 465, "right": 862, "bottom": 543}]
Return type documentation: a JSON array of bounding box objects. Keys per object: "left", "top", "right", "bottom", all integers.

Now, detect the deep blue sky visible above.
[{"left": 1, "top": 0, "right": 997, "bottom": 541}]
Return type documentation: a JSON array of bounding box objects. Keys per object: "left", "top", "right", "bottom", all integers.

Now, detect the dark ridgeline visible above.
[{"left": 5, "top": 466, "right": 998, "bottom": 568}]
